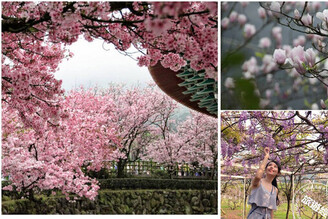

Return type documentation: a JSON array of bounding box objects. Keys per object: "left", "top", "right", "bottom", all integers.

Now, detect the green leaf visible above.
[
  {"left": 233, "top": 79, "right": 260, "bottom": 109},
  {"left": 302, "top": 62, "right": 307, "bottom": 69},
  {"left": 28, "top": 27, "right": 38, "bottom": 32},
  {"left": 324, "top": 99, "right": 328, "bottom": 107},
  {"left": 304, "top": 99, "right": 311, "bottom": 108},
  {"left": 222, "top": 53, "right": 245, "bottom": 69},
  {"left": 255, "top": 52, "right": 265, "bottom": 58}
]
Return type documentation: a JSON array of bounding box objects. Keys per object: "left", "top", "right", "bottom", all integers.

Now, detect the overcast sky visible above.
[
  {"left": 55, "top": 37, "right": 153, "bottom": 91},
  {"left": 54, "top": 37, "right": 191, "bottom": 117}
]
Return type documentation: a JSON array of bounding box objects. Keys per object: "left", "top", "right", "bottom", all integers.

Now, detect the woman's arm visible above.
[{"left": 251, "top": 147, "right": 270, "bottom": 188}]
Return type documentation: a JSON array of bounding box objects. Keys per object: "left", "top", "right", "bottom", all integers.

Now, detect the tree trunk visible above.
[
  {"left": 209, "top": 156, "right": 217, "bottom": 180},
  {"left": 167, "top": 165, "right": 174, "bottom": 179},
  {"left": 286, "top": 195, "right": 291, "bottom": 219},
  {"left": 117, "top": 159, "right": 126, "bottom": 178},
  {"left": 286, "top": 174, "right": 294, "bottom": 219},
  {"left": 243, "top": 193, "right": 248, "bottom": 217}
]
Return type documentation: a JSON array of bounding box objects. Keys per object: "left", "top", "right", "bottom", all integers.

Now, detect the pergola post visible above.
[
  {"left": 243, "top": 177, "right": 246, "bottom": 219},
  {"left": 292, "top": 174, "right": 295, "bottom": 219}
]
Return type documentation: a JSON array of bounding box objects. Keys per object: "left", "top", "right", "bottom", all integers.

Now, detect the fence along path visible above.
[{"left": 105, "top": 160, "right": 217, "bottom": 178}]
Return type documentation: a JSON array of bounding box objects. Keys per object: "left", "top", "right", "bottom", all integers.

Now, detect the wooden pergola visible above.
[{"left": 220, "top": 161, "right": 328, "bottom": 219}]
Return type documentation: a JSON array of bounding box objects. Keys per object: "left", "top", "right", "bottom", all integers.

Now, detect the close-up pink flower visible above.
[
  {"left": 259, "top": 37, "right": 271, "bottom": 48},
  {"left": 244, "top": 23, "right": 256, "bottom": 38},
  {"left": 273, "top": 49, "right": 286, "bottom": 65}
]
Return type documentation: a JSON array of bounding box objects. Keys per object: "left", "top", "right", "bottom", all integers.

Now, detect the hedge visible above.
[
  {"left": 2, "top": 189, "right": 218, "bottom": 214},
  {"left": 98, "top": 178, "right": 218, "bottom": 190},
  {"left": 2, "top": 178, "right": 217, "bottom": 200}
]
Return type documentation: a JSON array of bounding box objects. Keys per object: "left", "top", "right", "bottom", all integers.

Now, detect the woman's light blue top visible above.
[{"left": 248, "top": 181, "right": 277, "bottom": 210}]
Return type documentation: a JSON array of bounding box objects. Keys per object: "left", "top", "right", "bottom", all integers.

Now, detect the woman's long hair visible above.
[{"left": 265, "top": 160, "right": 281, "bottom": 205}]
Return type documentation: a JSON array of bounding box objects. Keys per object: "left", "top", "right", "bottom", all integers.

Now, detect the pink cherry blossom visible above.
[
  {"left": 293, "top": 35, "right": 306, "bottom": 47},
  {"left": 294, "top": 9, "right": 300, "bottom": 19},
  {"left": 143, "top": 111, "right": 217, "bottom": 175},
  {"left": 2, "top": 84, "right": 198, "bottom": 199},
  {"left": 301, "top": 13, "right": 312, "bottom": 26},
  {"left": 290, "top": 46, "right": 306, "bottom": 74},
  {"left": 259, "top": 37, "right": 271, "bottom": 48},
  {"left": 229, "top": 11, "right": 238, "bottom": 22},
  {"left": 272, "top": 26, "right": 282, "bottom": 46},
  {"left": 305, "top": 48, "right": 316, "bottom": 67},
  {"left": 310, "top": 2, "right": 322, "bottom": 11},
  {"left": 270, "top": 2, "right": 281, "bottom": 17},
  {"left": 238, "top": 14, "right": 247, "bottom": 26},
  {"left": 2, "top": 2, "right": 218, "bottom": 134},
  {"left": 258, "top": 7, "right": 266, "bottom": 19},
  {"left": 224, "top": 77, "right": 235, "bottom": 89},
  {"left": 270, "top": 2, "right": 280, "bottom": 12},
  {"left": 244, "top": 24, "right": 256, "bottom": 39},
  {"left": 242, "top": 57, "right": 259, "bottom": 78},
  {"left": 241, "top": 2, "right": 249, "bottom": 8},
  {"left": 221, "top": 17, "right": 229, "bottom": 29},
  {"left": 311, "top": 103, "right": 319, "bottom": 110},
  {"left": 320, "top": 99, "right": 327, "bottom": 109},
  {"left": 261, "top": 55, "right": 277, "bottom": 73},
  {"left": 273, "top": 49, "right": 287, "bottom": 65},
  {"left": 316, "top": 9, "right": 328, "bottom": 22},
  {"left": 160, "top": 53, "right": 187, "bottom": 72},
  {"left": 316, "top": 9, "right": 328, "bottom": 29}
]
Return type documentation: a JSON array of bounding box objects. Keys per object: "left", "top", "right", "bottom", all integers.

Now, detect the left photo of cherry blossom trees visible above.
[{"left": 2, "top": 1, "right": 218, "bottom": 215}]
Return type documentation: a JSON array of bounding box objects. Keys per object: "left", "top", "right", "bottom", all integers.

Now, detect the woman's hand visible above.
[
  {"left": 251, "top": 147, "right": 270, "bottom": 189},
  {"left": 264, "top": 147, "right": 270, "bottom": 158}
]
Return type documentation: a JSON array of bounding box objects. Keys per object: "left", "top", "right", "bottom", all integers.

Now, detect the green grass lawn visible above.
[{"left": 221, "top": 199, "right": 294, "bottom": 218}]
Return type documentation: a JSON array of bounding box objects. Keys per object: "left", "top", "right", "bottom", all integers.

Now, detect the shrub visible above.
[{"left": 98, "top": 178, "right": 217, "bottom": 190}]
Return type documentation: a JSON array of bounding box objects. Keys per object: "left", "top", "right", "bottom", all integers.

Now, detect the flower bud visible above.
[
  {"left": 301, "top": 13, "right": 312, "bottom": 26},
  {"left": 305, "top": 48, "right": 316, "bottom": 67},
  {"left": 259, "top": 37, "right": 271, "bottom": 48},
  {"left": 258, "top": 7, "right": 266, "bottom": 19},
  {"left": 320, "top": 99, "right": 327, "bottom": 109},
  {"left": 244, "top": 24, "right": 256, "bottom": 38},
  {"left": 270, "top": 2, "right": 280, "bottom": 12},
  {"left": 294, "top": 9, "right": 300, "bottom": 19},
  {"left": 224, "top": 77, "right": 235, "bottom": 89},
  {"left": 229, "top": 11, "right": 238, "bottom": 22},
  {"left": 238, "top": 14, "right": 247, "bottom": 26},
  {"left": 273, "top": 49, "right": 286, "bottom": 65},
  {"left": 221, "top": 17, "right": 229, "bottom": 29}
]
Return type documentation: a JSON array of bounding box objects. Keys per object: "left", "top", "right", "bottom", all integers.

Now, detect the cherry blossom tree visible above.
[
  {"left": 222, "top": 2, "right": 328, "bottom": 109},
  {"left": 179, "top": 112, "right": 218, "bottom": 175},
  {"left": 144, "top": 111, "right": 217, "bottom": 179},
  {"left": 2, "top": 88, "right": 122, "bottom": 200},
  {"left": 2, "top": 2, "right": 218, "bottom": 133},
  {"left": 2, "top": 79, "right": 218, "bottom": 200},
  {"left": 3, "top": 82, "right": 198, "bottom": 197},
  {"left": 2, "top": 1, "right": 218, "bottom": 200},
  {"left": 100, "top": 84, "right": 179, "bottom": 178}
]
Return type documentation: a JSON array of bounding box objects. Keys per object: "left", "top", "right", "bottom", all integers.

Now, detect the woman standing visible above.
[{"left": 247, "top": 147, "right": 281, "bottom": 219}]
